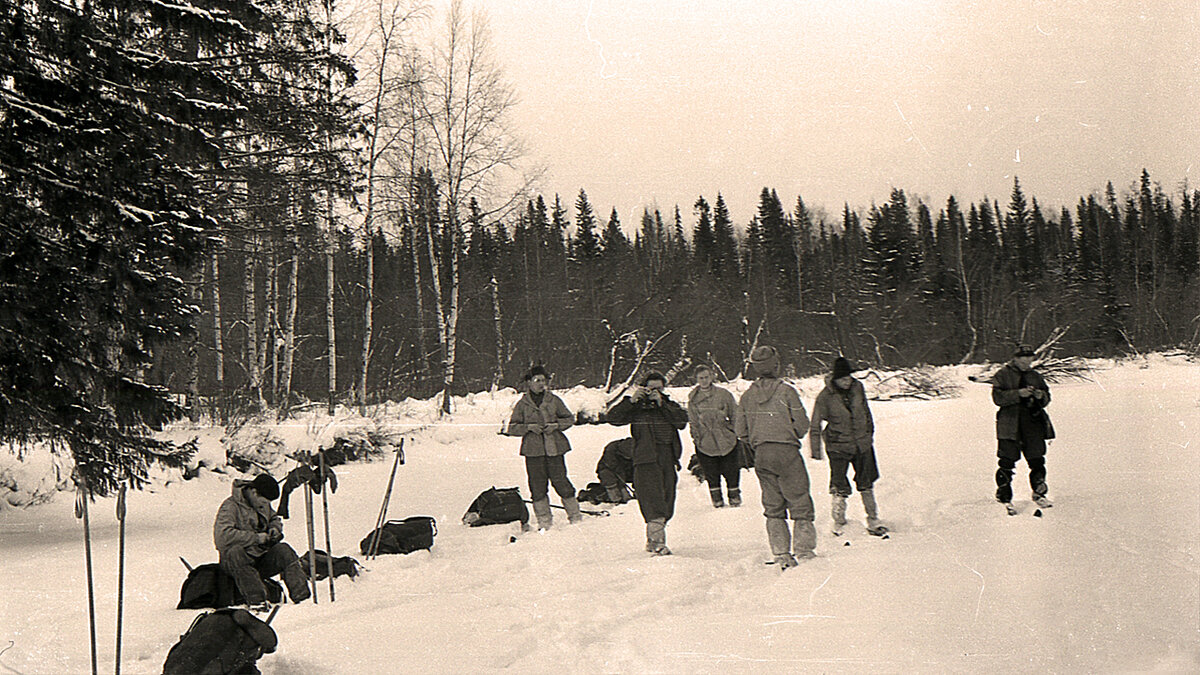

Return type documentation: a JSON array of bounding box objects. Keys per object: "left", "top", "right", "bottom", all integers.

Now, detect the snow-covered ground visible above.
[{"left": 1, "top": 355, "right": 1197, "bottom": 673}]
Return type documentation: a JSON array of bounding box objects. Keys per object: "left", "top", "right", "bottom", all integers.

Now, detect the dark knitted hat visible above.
[
  {"left": 748, "top": 346, "right": 780, "bottom": 378},
  {"left": 251, "top": 473, "right": 280, "bottom": 501},
  {"left": 641, "top": 370, "right": 666, "bottom": 386},
  {"left": 831, "top": 357, "right": 854, "bottom": 380},
  {"left": 1013, "top": 344, "right": 1036, "bottom": 357},
  {"left": 524, "top": 365, "right": 548, "bottom": 381}
]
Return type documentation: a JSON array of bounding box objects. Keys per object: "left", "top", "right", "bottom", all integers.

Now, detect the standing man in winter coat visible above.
[
  {"left": 809, "top": 357, "right": 886, "bottom": 536},
  {"left": 504, "top": 365, "right": 583, "bottom": 529},
  {"left": 992, "top": 345, "right": 1054, "bottom": 510},
  {"left": 214, "top": 473, "right": 312, "bottom": 607},
  {"left": 735, "top": 345, "right": 817, "bottom": 569},
  {"left": 687, "top": 364, "right": 742, "bottom": 508},
  {"left": 607, "top": 371, "right": 689, "bottom": 555}
]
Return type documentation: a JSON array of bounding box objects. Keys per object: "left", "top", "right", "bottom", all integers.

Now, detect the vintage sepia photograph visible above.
[{"left": 1, "top": 0, "right": 1197, "bottom": 672}]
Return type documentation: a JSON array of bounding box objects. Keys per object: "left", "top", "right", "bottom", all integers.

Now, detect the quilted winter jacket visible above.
[
  {"left": 504, "top": 392, "right": 575, "bottom": 457},
  {"left": 735, "top": 377, "right": 810, "bottom": 449},
  {"left": 991, "top": 363, "right": 1054, "bottom": 440},
  {"left": 214, "top": 481, "right": 282, "bottom": 557},
  {"left": 687, "top": 384, "right": 738, "bottom": 457},
  {"left": 810, "top": 377, "right": 874, "bottom": 458}
]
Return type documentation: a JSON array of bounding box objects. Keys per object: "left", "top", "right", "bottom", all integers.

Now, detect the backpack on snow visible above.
[
  {"left": 177, "top": 563, "right": 283, "bottom": 610},
  {"left": 162, "top": 607, "right": 278, "bottom": 674},
  {"left": 461, "top": 486, "right": 529, "bottom": 527},
  {"left": 359, "top": 516, "right": 437, "bottom": 556},
  {"left": 298, "top": 549, "right": 361, "bottom": 580}
]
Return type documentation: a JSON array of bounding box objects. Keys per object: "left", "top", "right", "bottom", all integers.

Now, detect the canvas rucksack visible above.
[
  {"left": 461, "top": 486, "right": 529, "bottom": 527},
  {"left": 298, "top": 549, "right": 361, "bottom": 580},
  {"left": 359, "top": 516, "right": 437, "bottom": 556},
  {"left": 177, "top": 563, "right": 283, "bottom": 610},
  {"left": 162, "top": 608, "right": 278, "bottom": 674}
]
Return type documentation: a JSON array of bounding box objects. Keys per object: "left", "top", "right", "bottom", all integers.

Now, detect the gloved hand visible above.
[
  {"left": 526, "top": 423, "right": 544, "bottom": 434},
  {"left": 267, "top": 527, "right": 283, "bottom": 544}
]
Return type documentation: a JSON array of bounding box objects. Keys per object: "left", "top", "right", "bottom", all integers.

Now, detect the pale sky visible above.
[{"left": 478, "top": 0, "right": 1198, "bottom": 227}]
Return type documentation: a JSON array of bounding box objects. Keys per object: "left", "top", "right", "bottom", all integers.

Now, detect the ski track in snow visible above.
[{"left": 0, "top": 356, "right": 1198, "bottom": 673}]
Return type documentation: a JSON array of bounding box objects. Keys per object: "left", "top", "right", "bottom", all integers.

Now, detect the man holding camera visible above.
[
  {"left": 991, "top": 344, "right": 1055, "bottom": 510},
  {"left": 607, "top": 371, "right": 689, "bottom": 555},
  {"left": 214, "top": 473, "right": 312, "bottom": 607}
]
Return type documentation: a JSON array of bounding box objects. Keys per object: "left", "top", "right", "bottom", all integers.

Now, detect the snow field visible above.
[{"left": 0, "top": 356, "right": 1197, "bottom": 673}]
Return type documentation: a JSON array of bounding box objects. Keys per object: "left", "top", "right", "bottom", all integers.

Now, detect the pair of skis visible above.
[{"left": 1004, "top": 498, "right": 1052, "bottom": 517}]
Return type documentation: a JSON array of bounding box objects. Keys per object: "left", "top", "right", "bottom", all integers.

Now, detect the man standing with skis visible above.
[
  {"left": 992, "top": 344, "right": 1055, "bottom": 512},
  {"left": 215, "top": 473, "right": 312, "bottom": 608},
  {"left": 736, "top": 346, "right": 818, "bottom": 569}
]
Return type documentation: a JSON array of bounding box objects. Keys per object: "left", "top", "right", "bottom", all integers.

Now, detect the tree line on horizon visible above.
[
  {"left": 153, "top": 169, "right": 1200, "bottom": 417},
  {"left": 2, "top": 0, "right": 1197, "bottom": 500}
]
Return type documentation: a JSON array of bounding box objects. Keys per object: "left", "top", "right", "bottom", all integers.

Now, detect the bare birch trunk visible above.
[
  {"left": 422, "top": 217, "right": 448, "bottom": 414},
  {"left": 326, "top": 242, "right": 337, "bottom": 415},
  {"left": 209, "top": 251, "right": 225, "bottom": 417},
  {"left": 280, "top": 239, "right": 299, "bottom": 407},
  {"left": 244, "top": 232, "right": 265, "bottom": 412},
  {"left": 956, "top": 216, "right": 978, "bottom": 363},
  {"left": 490, "top": 275, "right": 504, "bottom": 388},
  {"left": 442, "top": 221, "right": 460, "bottom": 414},
  {"left": 187, "top": 269, "right": 200, "bottom": 422},
  {"left": 360, "top": 231, "right": 374, "bottom": 410}
]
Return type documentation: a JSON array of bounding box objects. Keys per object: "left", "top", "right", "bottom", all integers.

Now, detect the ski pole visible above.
[
  {"left": 303, "top": 483, "right": 318, "bottom": 603},
  {"left": 115, "top": 485, "right": 127, "bottom": 675},
  {"left": 178, "top": 556, "right": 193, "bottom": 572},
  {"left": 367, "top": 439, "right": 404, "bottom": 559},
  {"left": 318, "top": 450, "right": 335, "bottom": 601},
  {"left": 521, "top": 498, "right": 609, "bottom": 517},
  {"left": 75, "top": 482, "right": 98, "bottom": 675}
]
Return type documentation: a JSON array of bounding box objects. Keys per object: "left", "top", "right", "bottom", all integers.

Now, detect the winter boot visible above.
[
  {"left": 532, "top": 499, "right": 553, "bottom": 531},
  {"left": 605, "top": 485, "right": 629, "bottom": 504},
  {"left": 646, "top": 518, "right": 670, "bottom": 555},
  {"left": 765, "top": 517, "right": 793, "bottom": 567},
  {"left": 793, "top": 519, "right": 817, "bottom": 559},
  {"left": 727, "top": 488, "right": 742, "bottom": 507},
  {"left": 1032, "top": 487, "right": 1052, "bottom": 508},
  {"left": 563, "top": 496, "right": 584, "bottom": 524},
  {"left": 831, "top": 495, "right": 848, "bottom": 535},
  {"left": 281, "top": 561, "right": 312, "bottom": 604},
  {"left": 709, "top": 487, "right": 725, "bottom": 508},
  {"left": 860, "top": 489, "right": 886, "bottom": 535}
]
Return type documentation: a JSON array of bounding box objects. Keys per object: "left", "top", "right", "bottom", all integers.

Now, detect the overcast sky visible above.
[{"left": 478, "top": 0, "right": 1198, "bottom": 227}]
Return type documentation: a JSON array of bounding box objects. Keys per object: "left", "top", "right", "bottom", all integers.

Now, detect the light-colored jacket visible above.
[
  {"left": 687, "top": 384, "right": 738, "bottom": 456},
  {"left": 810, "top": 376, "right": 874, "bottom": 458},
  {"left": 504, "top": 392, "right": 575, "bottom": 457},
  {"left": 735, "top": 376, "right": 809, "bottom": 449},
  {"left": 213, "top": 480, "right": 281, "bottom": 557}
]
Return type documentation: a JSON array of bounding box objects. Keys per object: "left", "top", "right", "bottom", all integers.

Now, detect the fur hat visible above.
[
  {"left": 831, "top": 356, "right": 854, "bottom": 380},
  {"left": 523, "top": 365, "right": 548, "bottom": 381},
  {"left": 1013, "top": 344, "right": 1037, "bottom": 357},
  {"left": 250, "top": 473, "right": 280, "bottom": 501},
  {"left": 748, "top": 346, "right": 780, "bottom": 378}
]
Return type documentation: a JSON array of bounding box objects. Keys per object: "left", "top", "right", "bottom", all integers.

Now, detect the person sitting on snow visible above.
[
  {"left": 596, "top": 437, "right": 634, "bottom": 504},
  {"left": 214, "top": 473, "right": 311, "bottom": 608}
]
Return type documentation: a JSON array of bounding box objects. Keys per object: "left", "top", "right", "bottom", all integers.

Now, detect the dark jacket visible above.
[
  {"left": 504, "top": 391, "right": 575, "bottom": 457},
  {"left": 810, "top": 376, "right": 874, "bottom": 458},
  {"left": 214, "top": 480, "right": 282, "bottom": 557},
  {"left": 735, "top": 376, "right": 809, "bottom": 449},
  {"left": 687, "top": 384, "right": 738, "bottom": 457},
  {"left": 596, "top": 437, "right": 635, "bottom": 485},
  {"left": 992, "top": 362, "right": 1054, "bottom": 441},
  {"left": 606, "top": 394, "right": 689, "bottom": 465}
]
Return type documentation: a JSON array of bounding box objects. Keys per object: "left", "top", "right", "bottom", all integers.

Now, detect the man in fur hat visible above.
[
  {"left": 810, "top": 357, "right": 886, "bottom": 536},
  {"left": 735, "top": 346, "right": 818, "bottom": 569},
  {"left": 214, "top": 473, "right": 311, "bottom": 607}
]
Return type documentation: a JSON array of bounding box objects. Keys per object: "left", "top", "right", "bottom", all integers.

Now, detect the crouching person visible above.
[{"left": 214, "top": 474, "right": 312, "bottom": 608}]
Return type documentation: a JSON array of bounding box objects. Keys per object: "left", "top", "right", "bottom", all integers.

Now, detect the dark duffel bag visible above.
[
  {"left": 461, "top": 486, "right": 529, "bottom": 527},
  {"left": 177, "top": 563, "right": 283, "bottom": 610},
  {"left": 359, "top": 516, "right": 437, "bottom": 556},
  {"left": 162, "top": 608, "right": 277, "bottom": 674},
  {"left": 298, "top": 549, "right": 361, "bottom": 580}
]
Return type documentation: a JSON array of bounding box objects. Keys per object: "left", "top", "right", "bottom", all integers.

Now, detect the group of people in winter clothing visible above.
[{"left": 208, "top": 345, "right": 1054, "bottom": 608}]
